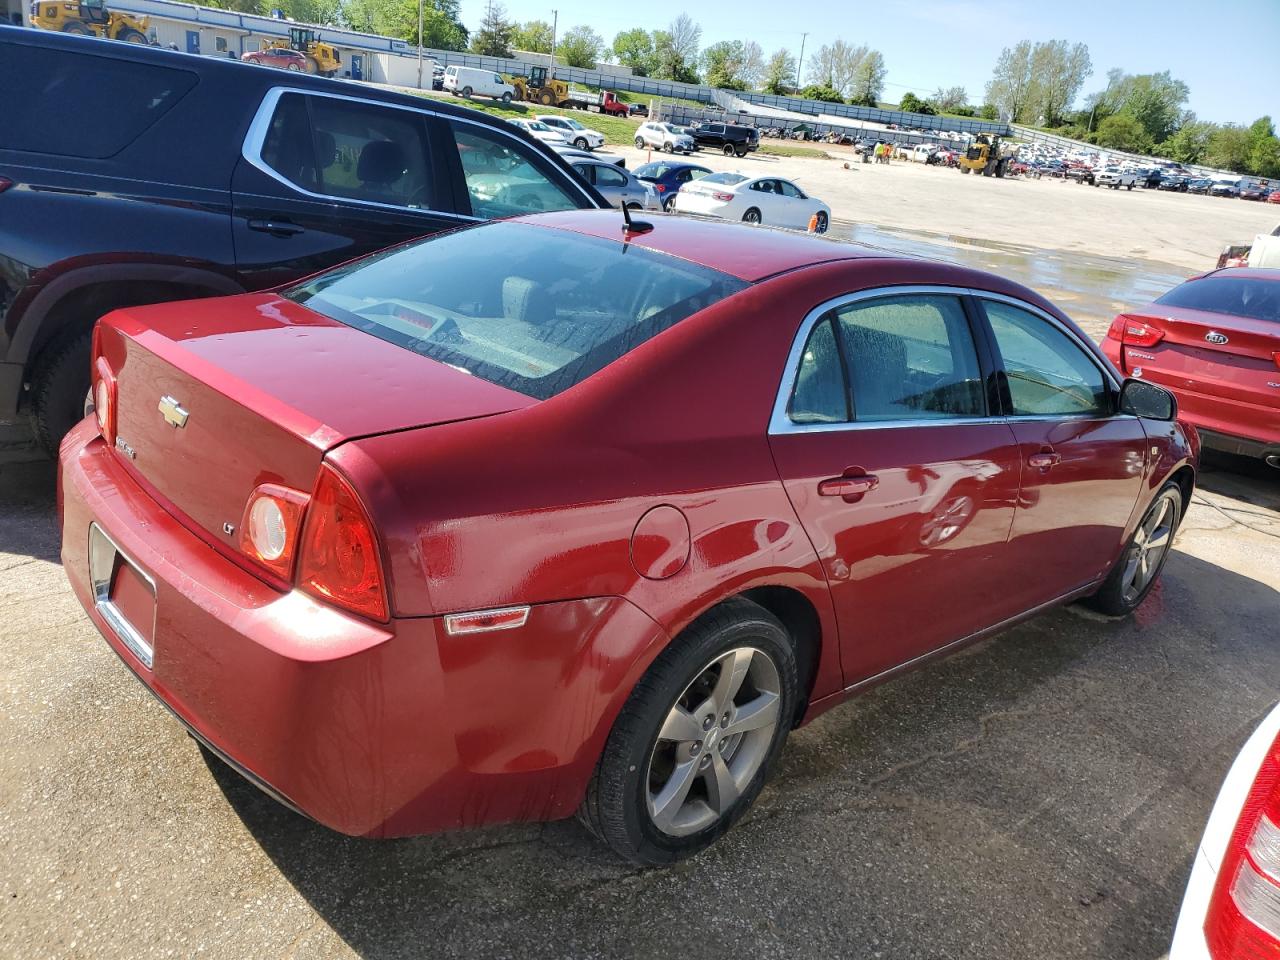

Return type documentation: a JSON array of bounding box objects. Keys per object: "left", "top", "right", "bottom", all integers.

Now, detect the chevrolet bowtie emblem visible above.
[{"left": 158, "top": 395, "right": 189, "bottom": 428}]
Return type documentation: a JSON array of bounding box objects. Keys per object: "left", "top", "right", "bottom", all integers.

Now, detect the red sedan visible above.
[
  {"left": 1104, "top": 268, "right": 1280, "bottom": 468},
  {"left": 241, "top": 48, "right": 307, "bottom": 71},
  {"left": 60, "top": 211, "right": 1196, "bottom": 865}
]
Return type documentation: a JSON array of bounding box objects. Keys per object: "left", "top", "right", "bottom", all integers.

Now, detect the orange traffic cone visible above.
[{"left": 807, "top": 213, "right": 819, "bottom": 233}]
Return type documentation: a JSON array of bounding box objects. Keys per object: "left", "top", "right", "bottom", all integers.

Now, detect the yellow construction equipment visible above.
[
  {"left": 265, "top": 27, "right": 341, "bottom": 77},
  {"left": 958, "top": 135, "right": 1014, "bottom": 177},
  {"left": 511, "top": 65, "right": 572, "bottom": 107},
  {"left": 29, "top": 0, "right": 150, "bottom": 43}
]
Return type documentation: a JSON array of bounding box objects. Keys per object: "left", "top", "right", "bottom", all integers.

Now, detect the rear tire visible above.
[
  {"left": 115, "top": 27, "right": 146, "bottom": 43},
  {"left": 461, "top": 86, "right": 473, "bottom": 99},
  {"left": 743, "top": 207, "right": 761, "bottom": 224},
  {"left": 61, "top": 21, "right": 91, "bottom": 34},
  {"left": 813, "top": 211, "right": 829, "bottom": 233},
  {"left": 578, "top": 598, "right": 797, "bottom": 866},
  {"left": 663, "top": 194, "right": 677, "bottom": 212},
  {"left": 30, "top": 331, "right": 93, "bottom": 456},
  {"left": 723, "top": 144, "right": 735, "bottom": 157},
  {"left": 1082, "top": 482, "right": 1182, "bottom": 616}
]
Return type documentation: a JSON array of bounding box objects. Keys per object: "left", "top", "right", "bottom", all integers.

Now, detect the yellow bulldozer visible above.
[
  {"left": 29, "top": 0, "right": 150, "bottom": 43},
  {"left": 511, "top": 65, "right": 572, "bottom": 107},
  {"left": 265, "top": 27, "right": 341, "bottom": 77}
]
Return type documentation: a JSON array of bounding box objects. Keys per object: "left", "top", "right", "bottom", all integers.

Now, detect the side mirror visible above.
[{"left": 1119, "top": 377, "right": 1177, "bottom": 421}]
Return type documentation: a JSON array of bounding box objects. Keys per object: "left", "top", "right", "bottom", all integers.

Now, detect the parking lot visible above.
[{"left": 5, "top": 64, "right": 1280, "bottom": 960}]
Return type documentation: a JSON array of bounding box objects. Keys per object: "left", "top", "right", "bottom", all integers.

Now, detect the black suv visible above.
[
  {"left": 690, "top": 122, "right": 760, "bottom": 158},
  {"left": 0, "top": 28, "right": 604, "bottom": 453}
]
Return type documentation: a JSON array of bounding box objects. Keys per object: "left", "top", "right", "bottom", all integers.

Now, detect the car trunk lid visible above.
[{"left": 97, "top": 293, "right": 535, "bottom": 549}]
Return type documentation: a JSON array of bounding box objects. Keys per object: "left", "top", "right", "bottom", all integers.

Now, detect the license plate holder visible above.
[{"left": 88, "top": 524, "right": 157, "bottom": 670}]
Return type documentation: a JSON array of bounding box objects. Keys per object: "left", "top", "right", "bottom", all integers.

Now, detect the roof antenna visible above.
[{"left": 621, "top": 203, "right": 654, "bottom": 237}]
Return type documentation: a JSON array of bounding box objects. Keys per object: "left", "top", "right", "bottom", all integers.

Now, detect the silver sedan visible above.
[{"left": 570, "top": 158, "right": 659, "bottom": 211}]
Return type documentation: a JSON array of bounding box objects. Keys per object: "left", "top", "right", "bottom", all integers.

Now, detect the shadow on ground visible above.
[{"left": 201, "top": 545, "right": 1278, "bottom": 960}]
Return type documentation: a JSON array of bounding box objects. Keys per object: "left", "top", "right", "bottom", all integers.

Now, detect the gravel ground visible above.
[{"left": 1, "top": 450, "right": 1278, "bottom": 960}]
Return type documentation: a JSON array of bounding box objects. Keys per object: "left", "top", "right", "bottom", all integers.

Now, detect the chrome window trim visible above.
[
  {"left": 768, "top": 285, "right": 1123, "bottom": 437},
  {"left": 241, "top": 86, "right": 595, "bottom": 218}
]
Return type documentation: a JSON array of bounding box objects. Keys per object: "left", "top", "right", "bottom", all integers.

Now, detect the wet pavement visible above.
[{"left": 830, "top": 220, "right": 1189, "bottom": 340}]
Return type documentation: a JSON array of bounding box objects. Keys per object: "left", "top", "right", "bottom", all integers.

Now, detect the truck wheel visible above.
[
  {"left": 1127, "top": 184, "right": 1134, "bottom": 191},
  {"left": 539, "top": 92, "right": 554, "bottom": 106},
  {"left": 736, "top": 150, "right": 747, "bottom": 158},
  {"left": 305, "top": 56, "right": 320, "bottom": 75},
  {"left": 501, "top": 92, "right": 512, "bottom": 104},
  {"left": 30, "top": 331, "right": 93, "bottom": 456},
  {"left": 115, "top": 27, "right": 147, "bottom": 43},
  {"left": 61, "top": 21, "right": 92, "bottom": 33},
  {"left": 461, "top": 86, "right": 473, "bottom": 99}
]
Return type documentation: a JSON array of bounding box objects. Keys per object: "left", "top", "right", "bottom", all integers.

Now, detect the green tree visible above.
[
  {"left": 651, "top": 29, "right": 698, "bottom": 82},
  {"left": 469, "top": 1, "right": 513, "bottom": 57},
  {"left": 612, "top": 28, "right": 654, "bottom": 76},
  {"left": 1205, "top": 125, "right": 1252, "bottom": 173},
  {"left": 800, "top": 84, "right": 843, "bottom": 104},
  {"left": 1246, "top": 117, "right": 1280, "bottom": 177},
  {"left": 1027, "top": 39, "right": 1091, "bottom": 126},
  {"left": 269, "top": 0, "right": 340, "bottom": 25},
  {"left": 1160, "top": 119, "right": 1217, "bottom": 165},
  {"left": 701, "top": 40, "right": 748, "bottom": 90},
  {"left": 1091, "top": 70, "right": 1189, "bottom": 144},
  {"left": 344, "top": 0, "right": 466, "bottom": 49},
  {"left": 761, "top": 48, "right": 796, "bottom": 95},
  {"left": 898, "top": 91, "right": 935, "bottom": 115},
  {"left": 847, "top": 49, "right": 885, "bottom": 106},
  {"left": 985, "top": 40, "right": 1034, "bottom": 122},
  {"left": 510, "top": 19, "right": 552, "bottom": 53},
  {"left": 930, "top": 85, "right": 968, "bottom": 113},
  {"left": 1094, "top": 113, "right": 1150, "bottom": 152},
  {"left": 558, "top": 24, "right": 603, "bottom": 68}
]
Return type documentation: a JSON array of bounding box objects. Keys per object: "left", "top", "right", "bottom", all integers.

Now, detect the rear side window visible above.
[
  {"left": 450, "top": 122, "right": 583, "bottom": 219},
  {"left": 834, "top": 295, "right": 985, "bottom": 421},
  {"left": 0, "top": 44, "right": 196, "bottom": 159},
  {"left": 283, "top": 221, "right": 747, "bottom": 400},
  {"left": 259, "top": 93, "right": 436, "bottom": 209},
  {"left": 1156, "top": 277, "right": 1280, "bottom": 323}
]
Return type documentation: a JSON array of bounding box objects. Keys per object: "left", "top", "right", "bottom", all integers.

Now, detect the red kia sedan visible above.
[
  {"left": 1104, "top": 268, "right": 1280, "bottom": 468},
  {"left": 60, "top": 211, "right": 1196, "bottom": 865}
]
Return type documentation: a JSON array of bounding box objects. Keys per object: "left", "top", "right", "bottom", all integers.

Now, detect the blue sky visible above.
[{"left": 460, "top": 0, "right": 1280, "bottom": 126}]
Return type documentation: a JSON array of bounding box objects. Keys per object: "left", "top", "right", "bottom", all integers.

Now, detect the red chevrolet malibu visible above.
[{"left": 61, "top": 211, "right": 1197, "bottom": 865}]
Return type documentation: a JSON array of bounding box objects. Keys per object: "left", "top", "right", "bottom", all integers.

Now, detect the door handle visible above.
[
  {"left": 247, "top": 219, "right": 304, "bottom": 237},
  {"left": 1028, "top": 451, "right": 1062, "bottom": 470},
  {"left": 818, "top": 474, "right": 879, "bottom": 500}
]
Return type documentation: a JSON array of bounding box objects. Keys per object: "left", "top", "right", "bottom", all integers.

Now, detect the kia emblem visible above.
[{"left": 1205, "top": 331, "right": 1229, "bottom": 345}]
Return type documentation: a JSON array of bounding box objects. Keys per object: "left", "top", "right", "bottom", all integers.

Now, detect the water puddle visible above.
[{"left": 829, "top": 220, "right": 1191, "bottom": 337}]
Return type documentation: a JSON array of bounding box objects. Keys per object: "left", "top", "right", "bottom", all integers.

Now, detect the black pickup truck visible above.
[
  {"left": 689, "top": 121, "right": 760, "bottom": 158},
  {"left": 0, "top": 27, "right": 603, "bottom": 453}
]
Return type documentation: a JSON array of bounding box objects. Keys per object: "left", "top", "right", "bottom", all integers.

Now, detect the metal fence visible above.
[
  {"left": 1011, "top": 124, "right": 1245, "bottom": 180},
  {"left": 658, "top": 103, "right": 963, "bottom": 151},
  {"left": 716, "top": 90, "right": 1011, "bottom": 137}
]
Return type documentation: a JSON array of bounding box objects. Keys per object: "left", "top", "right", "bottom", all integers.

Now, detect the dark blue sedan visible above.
[{"left": 634, "top": 160, "right": 713, "bottom": 212}]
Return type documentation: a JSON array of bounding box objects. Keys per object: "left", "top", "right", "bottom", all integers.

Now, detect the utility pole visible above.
[
  {"left": 549, "top": 8, "right": 557, "bottom": 79},
  {"left": 795, "top": 32, "right": 808, "bottom": 92},
  {"left": 416, "top": 0, "right": 424, "bottom": 89}
]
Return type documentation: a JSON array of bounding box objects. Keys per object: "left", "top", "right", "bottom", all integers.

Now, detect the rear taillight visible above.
[
  {"left": 240, "top": 484, "right": 309, "bottom": 580},
  {"left": 1205, "top": 732, "right": 1280, "bottom": 958},
  {"left": 1273, "top": 352, "right": 1280, "bottom": 371},
  {"left": 1106, "top": 314, "right": 1165, "bottom": 348},
  {"left": 92, "top": 356, "right": 117, "bottom": 445},
  {"left": 713, "top": 191, "right": 734, "bottom": 201},
  {"left": 297, "top": 464, "right": 388, "bottom": 621},
  {"left": 654, "top": 183, "right": 666, "bottom": 192},
  {"left": 0, "top": 177, "right": 12, "bottom": 193}
]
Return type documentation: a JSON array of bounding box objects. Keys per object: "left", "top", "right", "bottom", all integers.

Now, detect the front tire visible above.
[
  {"left": 574, "top": 136, "right": 588, "bottom": 149},
  {"left": 1082, "top": 482, "right": 1182, "bottom": 616},
  {"left": 501, "top": 92, "right": 512, "bottom": 104},
  {"left": 635, "top": 137, "right": 645, "bottom": 149},
  {"left": 115, "top": 27, "right": 146, "bottom": 43},
  {"left": 578, "top": 598, "right": 797, "bottom": 866}
]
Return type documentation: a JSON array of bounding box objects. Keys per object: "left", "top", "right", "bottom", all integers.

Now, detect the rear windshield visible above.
[
  {"left": 284, "top": 222, "right": 748, "bottom": 400},
  {"left": 701, "top": 173, "right": 748, "bottom": 185},
  {"left": 1156, "top": 277, "right": 1280, "bottom": 323},
  {"left": 0, "top": 44, "right": 197, "bottom": 159}
]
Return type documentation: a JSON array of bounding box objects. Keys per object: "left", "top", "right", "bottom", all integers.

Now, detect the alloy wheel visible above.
[
  {"left": 646, "top": 647, "right": 781, "bottom": 837},
  {"left": 1122, "top": 496, "right": 1175, "bottom": 604}
]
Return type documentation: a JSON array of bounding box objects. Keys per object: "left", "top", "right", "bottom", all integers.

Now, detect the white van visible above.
[{"left": 443, "top": 65, "right": 515, "bottom": 103}]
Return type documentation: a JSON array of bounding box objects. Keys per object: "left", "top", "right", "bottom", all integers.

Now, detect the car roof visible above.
[
  {"left": 1200, "top": 268, "right": 1280, "bottom": 283},
  {"left": 518, "top": 210, "right": 875, "bottom": 281}
]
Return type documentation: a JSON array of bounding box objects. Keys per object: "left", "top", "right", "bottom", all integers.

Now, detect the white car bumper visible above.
[{"left": 673, "top": 191, "right": 730, "bottom": 218}]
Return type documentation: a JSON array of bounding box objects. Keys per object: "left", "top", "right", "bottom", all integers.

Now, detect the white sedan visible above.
[
  {"left": 1170, "top": 699, "right": 1280, "bottom": 958},
  {"left": 535, "top": 115, "right": 605, "bottom": 151},
  {"left": 673, "top": 172, "right": 830, "bottom": 232},
  {"left": 508, "top": 119, "right": 567, "bottom": 145}
]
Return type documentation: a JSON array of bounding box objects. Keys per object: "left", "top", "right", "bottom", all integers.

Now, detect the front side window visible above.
[
  {"left": 984, "top": 300, "right": 1110, "bottom": 416},
  {"left": 450, "top": 122, "right": 582, "bottom": 218},
  {"left": 834, "top": 295, "right": 985, "bottom": 421},
  {"left": 594, "top": 165, "right": 628, "bottom": 188},
  {"left": 284, "top": 222, "right": 748, "bottom": 400}
]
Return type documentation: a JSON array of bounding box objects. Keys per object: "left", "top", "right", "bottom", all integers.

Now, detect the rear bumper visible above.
[{"left": 59, "top": 420, "right": 667, "bottom": 838}]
